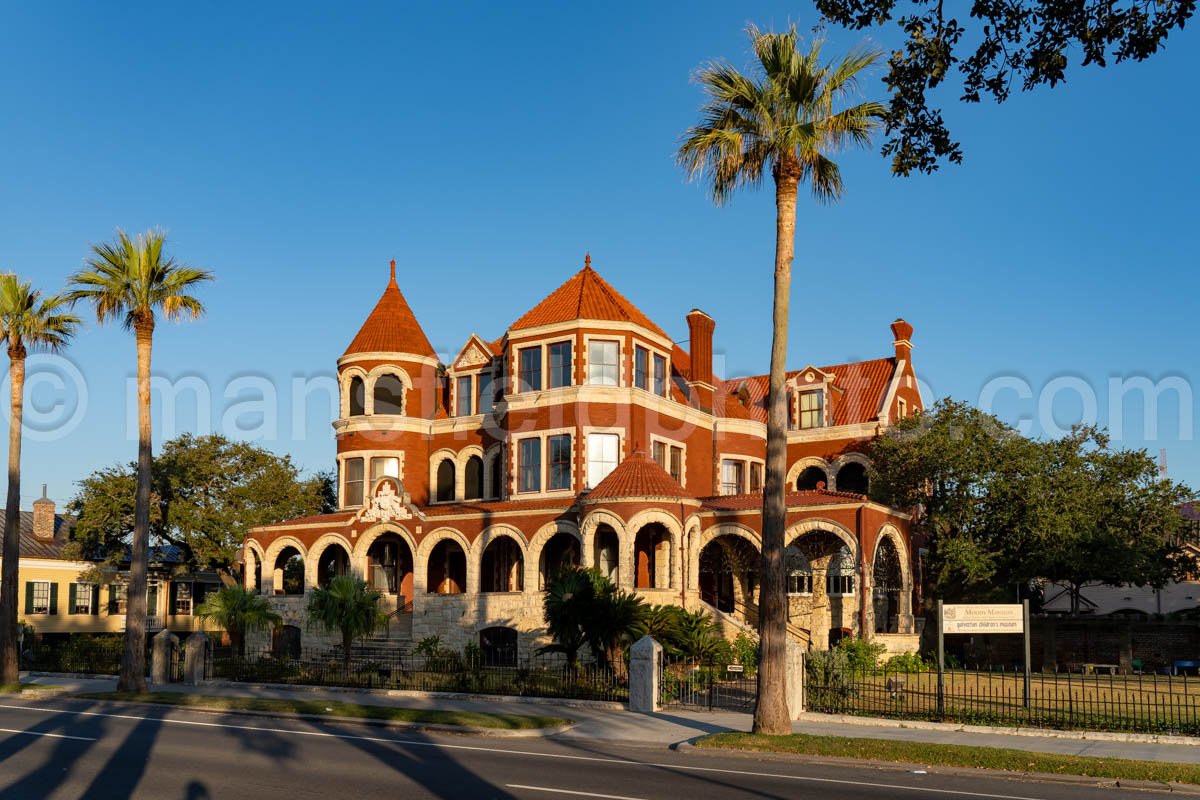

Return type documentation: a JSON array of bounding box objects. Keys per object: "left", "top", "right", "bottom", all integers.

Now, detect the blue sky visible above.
[{"left": 0, "top": 1, "right": 1196, "bottom": 507}]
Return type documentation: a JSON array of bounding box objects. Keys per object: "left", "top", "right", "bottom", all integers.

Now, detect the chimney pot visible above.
[{"left": 890, "top": 318, "right": 914, "bottom": 361}]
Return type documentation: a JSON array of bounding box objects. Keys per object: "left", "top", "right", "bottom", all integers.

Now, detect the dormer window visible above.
[
  {"left": 456, "top": 375, "right": 473, "bottom": 416},
  {"left": 799, "top": 390, "right": 824, "bottom": 429},
  {"left": 588, "top": 340, "right": 619, "bottom": 386},
  {"left": 477, "top": 373, "right": 495, "bottom": 414}
]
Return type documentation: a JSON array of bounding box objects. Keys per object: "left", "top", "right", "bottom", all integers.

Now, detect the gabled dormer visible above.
[
  {"left": 447, "top": 334, "right": 498, "bottom": 418},
  {"left": 789, "top": 366, "right": 834, "bottom": 430}
]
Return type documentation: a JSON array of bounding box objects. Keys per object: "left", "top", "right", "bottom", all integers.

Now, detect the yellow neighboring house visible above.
[{"left": 3, "top": 487, "right": 222, "bottom": 642}]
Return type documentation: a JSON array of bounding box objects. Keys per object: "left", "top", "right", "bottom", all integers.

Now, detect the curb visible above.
[
  {"left": 57, "top": 695, "right": 575, "bottom": 738},
  {"left": 796, "top": 712, "right": 1200, "bottom": 747},
  {"left": 200, "top": 680, "right": 628, "bottom": 711},
  {"left": 674, "top": 740, "right": 1200, "bottom": 795}
]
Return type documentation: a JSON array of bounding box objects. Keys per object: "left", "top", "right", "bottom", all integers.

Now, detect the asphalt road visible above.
[{"left": 0, "top": 698, "right": 1156, "bottom": 800}]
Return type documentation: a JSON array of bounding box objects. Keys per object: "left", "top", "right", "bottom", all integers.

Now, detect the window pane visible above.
[
  {"left": 477, "top": 373, "right": 494, "bottom": 414},
  {"left": 74, "top": 583, "right": 94, "bottom": 614},
  {"left": 455, "top": 376, "right": 473, "bottom": 416},
  {"left": 548, "top": 342, "right": 572, "bottom": 389},
  {"left": 32, "top": 581, "right": 50, "bottom": 613},
  {"left": 349, "top": 377, "right": 366, "bottom": 416},
  {"left": 587, "top": 341, "right": 619, "bottom": 386},
  {"left": 587, "top": 433, "right": 619, "bottom": 487},
  {"left": 634, "top": 347, "right": 648, "bottom": 390},
  {"left": 548, "top": 434, "right": 572, "bottom": 490},
  {"left": 374, "top": 374, "right": 405, "bottom": 414},
  {"left": 720, "top": 460, "right": 744, "bottom": 495},
  {"left": 344, "top": 457, "right": 365, "bottom": 506},
  {"left": 653, "top": 354, "right": 666, "bottom": 396},
  {"left": 519, "top": 347, "right": 542, "bottom": 392},
  {"left": 669, "top": 447, "right": 682, "bottom": 482},
  {"left": 519, "top": 438, "right": 541, "bottom": 493},
  {"left": 175, "top": 583, "right": 193, "bottom": 615},
  {"left": 370, "top": 457, "right": 399, "bottom": 483},
  {"left": 750, "top": 462, "right": 763, "bottom": 492},
  {"left": 651, "top": 441, "right": 667, "bottom": 469},
  {"left": 799, "top": 391, "right": 824, "bottom": 429}
]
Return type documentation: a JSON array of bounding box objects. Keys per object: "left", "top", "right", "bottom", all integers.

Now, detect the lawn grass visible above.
[
  {"left": 696, "top": 732, "right": 1200, "bottom": 785},
  {"left": 0, "top": 683, "right": 61, "bottom": 693},
  {"left": 73, "top": 692, "right": 569, "bottom": 730}
]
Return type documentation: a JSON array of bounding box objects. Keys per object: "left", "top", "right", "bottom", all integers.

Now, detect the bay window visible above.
[
  {"left": 548, "top": 341, "right": 572, "bottom": 388},
  {"left": 587, "top": 340, "right": 619, "bottom": 386}
]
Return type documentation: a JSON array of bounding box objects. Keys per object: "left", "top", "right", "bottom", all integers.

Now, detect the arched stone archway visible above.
[
  {"left": 580, "top": 509, "right": 626, "bottom": 585},
  {"left": 262, "top": 536, "right": 308, "bottom": 596},
  {"left": 785, "top": 519, "right": 861, "bottom": 649},
  {"left": 787, "top": 458, "right": 830, "bottom": 491},
  {"left": 624, "top": 509, "right": 683, "bottom": 592},
  {"left": 528, "top": 521, "right": 582, "bottom": 590},
  {"left": 243, "top": 541, "right": 265, "bottom": 592},
  {"left": 477, "top": 526, "right": 527, "bottom": 593},
  {"left": 870, "top": 524, "right": 914, "bottom": 634}
]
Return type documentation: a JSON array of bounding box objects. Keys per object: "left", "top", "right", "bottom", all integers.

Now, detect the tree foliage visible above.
[
  {"left": 65, "top": 433, "right": 333, "bottom": 574},
  {"left": 815, "top": 0, "right": 1196, "bottom": 174},
  {"left": 306, "top": 575, "right": 387, "bottom": 671},
  {"left": 870, "top": 398, "right": 1194, "bottom": 605},
  {"left": 195, "top": 584, "right": 281, "bottom": 658}
]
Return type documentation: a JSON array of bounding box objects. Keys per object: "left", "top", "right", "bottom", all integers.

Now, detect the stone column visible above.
[
  {"left": 184, "top": 632, "right": 210, "bottom": 686},
  {"left": 150, "top": 629, "right": 179, "bottom": 685},
  {"left": 629, "top": 635, "right": 662, "bottom": 714},
  {"left": 786, "top": 638, "right": 805, "bottom": 718}
]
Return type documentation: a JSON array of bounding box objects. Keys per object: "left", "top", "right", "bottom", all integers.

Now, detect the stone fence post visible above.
[
  {"left": 150, "top": 629, "right": 179, "bottom": 685},
  {"left": 629, "top": 635, "right": 662, "bottom": 714},
  {"left": 184, "top": 632, "right": 210, "bottom": 686},
  {"left": 786, "top": 638, "right": 805, "bottom": 718}
]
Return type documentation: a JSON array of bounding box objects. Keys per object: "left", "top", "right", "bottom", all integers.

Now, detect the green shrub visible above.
[
  {"left": 884, "top": 651, "right": 930, "bottom": 673},
  {"left": 835, "top": 638, "right": 886, "bottom": 672},
  {"left": 732, "top": 633, "right": 759, "bottom": 674}
]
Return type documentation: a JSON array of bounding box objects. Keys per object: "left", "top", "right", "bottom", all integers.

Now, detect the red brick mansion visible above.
[{"left": 245, "top": 258, "right": 924, "bottom": 661}]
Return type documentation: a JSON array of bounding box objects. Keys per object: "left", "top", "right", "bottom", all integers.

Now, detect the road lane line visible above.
[
  {"left": 508, "top": 785, "right": 649, "bottom": 800},
  {"left": 0, "top": 703, "right": 1050, "bottom": 799},
  {"left": 0, "top": 727, "right": 97, "bottom": 741}
]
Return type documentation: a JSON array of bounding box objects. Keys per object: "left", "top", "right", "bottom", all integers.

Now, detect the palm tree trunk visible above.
[
  {"left": 754, "top": 164, "right": 800, "bottom": 735},
  {"left": 118, "top": 319, "right": 154, "bottom": 693},
  {"left": 0, "top": 348, "right": 26, "bottom": 684}
]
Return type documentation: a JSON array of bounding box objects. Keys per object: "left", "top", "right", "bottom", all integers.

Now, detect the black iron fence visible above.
[
  {"left": 210, "top": 648, "right": 629, "bottom": 702},
  {"left": 805, "top": 658, "right": 1200, "bottom": 735},
  {"left": 26, "top": 636, "right": 132, "bottom": 675},
  {"left": 660, "top": 656, "right": 758, "bottom": 711}
]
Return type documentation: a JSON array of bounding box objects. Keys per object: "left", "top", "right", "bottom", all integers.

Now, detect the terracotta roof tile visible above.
[
  {"left": 511, "top": 263, "right": 667, "bottom": 338},
  {"left": 701, "top": 489, "right": 866, "bottom": 511},
  {"left": 344, "top": 265, "right": 437, "bottom": 358},
  {"left": 423, "top": 498, "right": 576, "bottom": 516},
  {"left": 585, "top": 451, "right": 693, "bottom": 502},
  {"left": 716, "top": 357, "right": 896, "bottom": 427}
]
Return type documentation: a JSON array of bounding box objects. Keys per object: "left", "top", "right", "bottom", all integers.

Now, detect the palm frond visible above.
[{"left": 0, "top": 273, "right": 81, "bottom": 353}]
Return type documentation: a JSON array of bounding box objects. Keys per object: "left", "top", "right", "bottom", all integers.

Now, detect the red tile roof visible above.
[
  {"left": 716, "top": 357, "right": 896, "bottom": 427},
  {"left": 423, "top": 498, "right": 577, "bottom": 516},
  {"left": 252, "top": 512, "right": 355, "bottom": 531},
  {"left": 701, "top": 489, "right": 866, "bottom": 511},
  {"left": 344, "top": 265, "right": 437, "bottom": 358},
  {"left": 585, "top": 451, "right": 693, "bottom": 502},
  {"left": 511, "top": 262, "right": 668, "bottom": 338}
]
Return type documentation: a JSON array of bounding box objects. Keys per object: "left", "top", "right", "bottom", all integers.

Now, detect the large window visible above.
[
  {"left": 343, "top": 457, "right": 365, "bottom": 507},
  {"left": 720, "top": 460, "right": 745, "bottom": 496},
  {"left": 750, "top": 462, "right": 763, "bottom": 493},
  {"left": 652, "top": 441, "right": 667, "bottom": 470},
  {"left": 587, "top": 433, "right": 620, "bottom": 487},
  {"left": 456, "top": 375, "right": 473, "bottom": 416},
  {"left": 669, "top": 446, "right": 683, "bottom": 483},
  {"left": 29, "top": 581, "right": 51, "bottom": 614},
  {"left": 519, "top": 438, "right": 541, "bottom": 493},
  {"left": 587, "top": 340, "right": 619, "bottom": 386},
  {"left": 653, "top": 354, "right": 667, "bottom": 396},
  {"left": 799, "top": 390, "right": 824, "bottom": 429},
  {"left": 634, "top": 347, "right": 649, "bottom": 391},
  {"left": 477, "top": 373, "right": 494, "bottom": 415},
  {"left": 518, "top": 347, "right": 542, "bottom": 392},
  {"left": 371, "top": 456, "right": 399, "bottom": 484},
  {"left": 111, "top": 583, "right": 128, "bottom": 614},
  {"left": 548, "top": 341, "right": 572, "bottom": 389},
  {"left": 174, "top": 582, "right": 193, "bottom": 615},
  {"left": 548, "top": 434, "right": 572, "bottom": 490}
]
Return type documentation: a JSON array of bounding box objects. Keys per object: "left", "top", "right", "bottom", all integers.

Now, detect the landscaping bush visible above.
[
  {"left": 884, "top": 651, "right": 931, "bottom": 673},
  {"left": 835, "top": 638, "right": 886, "bottom": 672}
]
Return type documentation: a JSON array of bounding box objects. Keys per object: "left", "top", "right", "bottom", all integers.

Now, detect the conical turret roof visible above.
[
  {"left": 344, "top": 261, "right": 437, "bottom": 359},
  {"left": 510, "top": 256, "right": 667, "bottom": 338}
]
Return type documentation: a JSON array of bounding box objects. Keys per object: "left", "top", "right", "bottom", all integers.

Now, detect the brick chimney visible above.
[
  {"left": 890, "top": 318, "right": 914, "bottom": 361},
  {"left": 32, "top": 484, "right": 55, "bottom": 541},
  {"left": 686, "top": 309, "right": 716, "bottom": 411}
]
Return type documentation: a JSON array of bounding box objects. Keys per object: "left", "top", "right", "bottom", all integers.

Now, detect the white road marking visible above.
[
  {"left": 0, "top": 726, "right": 97, "bottom": 741},
  {"left": 0, "top": 703, "right": 1050, "bottom": 800},
  {"left": 508, "top": 785, "right": 649, "bottom": 800}
]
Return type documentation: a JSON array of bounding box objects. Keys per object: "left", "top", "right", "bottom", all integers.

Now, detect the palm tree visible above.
[
  {"left": 306, "top": 575, "right": 387, "bottom": 672},
  {"left": 678, "top": 26, "right": 884, "bottom": 734},
  {"left": 68, "top": 229, "right": 212, "bottom": 692},
  {"left": 195, "top": 585, "right": 281, "bottom": 658},
  {"left": 0, "top": 277, "right": 78, "bottom": 684},
  {"left": 538, "top": 568, "right": 594, "bottom": 669}
]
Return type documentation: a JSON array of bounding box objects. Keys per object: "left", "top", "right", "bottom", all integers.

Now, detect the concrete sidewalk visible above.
[{"left": 17, "top": 673, "right": 1200, "bottom": 764}]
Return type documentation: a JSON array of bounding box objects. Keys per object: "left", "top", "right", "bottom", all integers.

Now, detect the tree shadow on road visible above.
[{"left": 0, "top": 699, "right": 107, "bottom": 799}]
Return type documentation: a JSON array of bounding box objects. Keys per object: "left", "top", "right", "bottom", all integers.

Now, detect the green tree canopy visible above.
[
  {"left": 815, "top": 0, "right": 1194, "bottom": 175},
  {"left": 870, "top": 399, "right": 1194, "bottom": 605},
  {"left": 66, "top": 433, "right": 333, "bottom": 575}
]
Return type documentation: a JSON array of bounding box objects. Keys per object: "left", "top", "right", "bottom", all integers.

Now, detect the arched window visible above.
[
  {"left": 539, "top": 531, "right": 581, "bottom": 589},
  {"left": 796, "top": 465, "right": 827, "bottom": 491},
  {"left": 633, "top": 524, "right": 671, "bottom": 589},
  {"left": 489, "top": 452, "right": 503, "bottom": 499},
  {"left": 826, "top": 544, "right": 855, "bottom": 596},
  {"left": 374, "top": 374, "right": 405, "bottom": 415},
  {"left": 479, "top": 626, "right": 518, "bottom": 666},
  {"left": 274, "top": 547, "right": 305, "bottom": 595},
  {"left": 481, "top": 537, "right": 523, "bottom": 592},
  {"left": 436, "top": 459, "right": 456, "bottom": 502},
  {"left": 593, "top": 524, "right": 619, "bottom": 584},
  {"left": 785, "top": 546, "right": 812, "bottom": 595},
  {"left": 428, "top": 539, "right": 467, "bottom": 594},
  {"left": 464, "top": 456, "right": 484, "bottom": 500},
  {"left": 873, "top": 536, "right": 903, "bottom": 633},
  {"left": 349, "top": 377, "right": 366, "bottom": 417},
  {"left": 837, "top": 461, "right": 869, "bottom": 495}
]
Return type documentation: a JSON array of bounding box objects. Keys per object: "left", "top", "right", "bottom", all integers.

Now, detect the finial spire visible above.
[
  {"left": 389, "top": 259, "right": 396, "bottom": 281},
  {"left": 584, "top": 252, "right": 591, "bottom": 270}
]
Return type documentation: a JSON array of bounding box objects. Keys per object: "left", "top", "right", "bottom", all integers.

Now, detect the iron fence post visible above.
[{"left": 936, "top": 598, "right": 945, "bottom": 720}]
